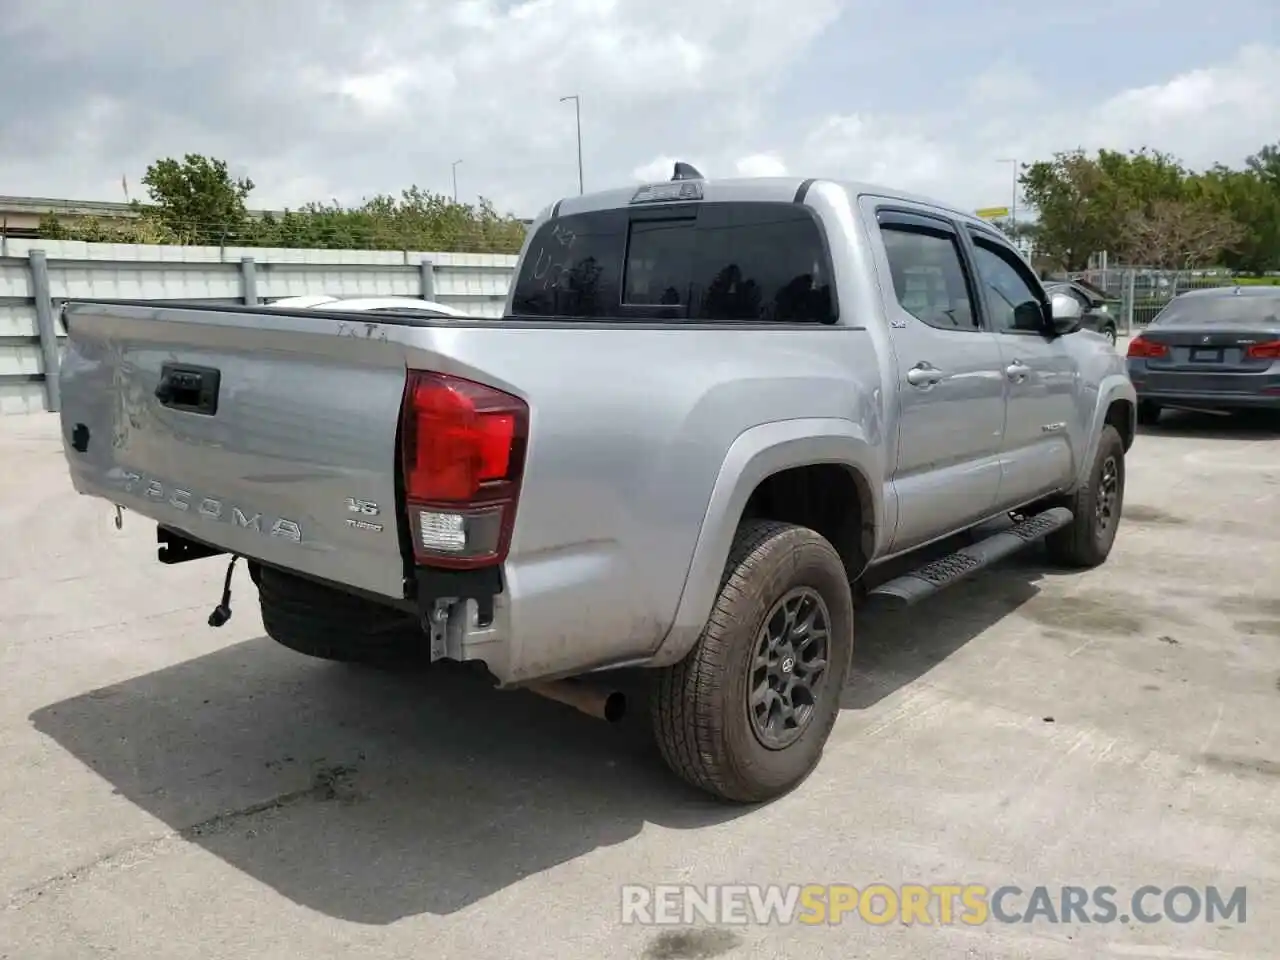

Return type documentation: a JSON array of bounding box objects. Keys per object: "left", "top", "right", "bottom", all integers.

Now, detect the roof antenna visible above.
[{"left": 671, "top": 161, "right": 704, "bottom": 181}]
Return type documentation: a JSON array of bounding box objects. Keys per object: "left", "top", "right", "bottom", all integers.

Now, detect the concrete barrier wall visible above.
[{"left": 0, "top": 237, "right": 519, "bottom": 414}]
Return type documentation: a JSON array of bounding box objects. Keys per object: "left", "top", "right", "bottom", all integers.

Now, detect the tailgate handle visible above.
[{"left": 156, "top": 363, "right": 221, "bottom": 415}]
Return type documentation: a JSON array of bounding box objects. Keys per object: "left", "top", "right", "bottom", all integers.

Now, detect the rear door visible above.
[
  {"left": 964, "top": 227, "right": 1081, "bottom": 507},
  {"left": 865, "top": 203, "right": 1007, "bottom": 553}
]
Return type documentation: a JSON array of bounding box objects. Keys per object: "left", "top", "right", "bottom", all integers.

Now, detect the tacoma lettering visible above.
[{"left": 119, "top": 472, "right": 301, "bottom": 542}]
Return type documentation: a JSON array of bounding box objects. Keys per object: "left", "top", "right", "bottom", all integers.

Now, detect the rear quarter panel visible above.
[{"left": 412, "top": 322, "right": 887, "bottom": 681}]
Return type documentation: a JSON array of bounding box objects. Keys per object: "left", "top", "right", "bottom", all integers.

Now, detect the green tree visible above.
[
  {"left": 36, "top": 155, "right": 529, "bottom": 254},
  {"left": 1019, "top": 150, "right": 1125, "bottom": 270},
  {"left": 1021, "top": 146, "right": 1263, "bottom": 270},
  {"left": 1098, "top": 147, "right": 1189, "bottom": 210},
  {"left": 1197, "top": 143, "right": 1280, "bottom": 273},
  {"left": 140, "top": 154, "right": 254, "bottom": 243},
  {"left": 246, "top": 187, "right": 526, "bottom": 253}
]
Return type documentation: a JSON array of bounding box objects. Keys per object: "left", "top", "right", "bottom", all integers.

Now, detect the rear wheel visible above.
[
  {"left": 1137, "top": 401, "right": 1161, "bottom": 426},
  {"left": 651, "top": 520, "right": 854, "bottom": 803},
  {"left": 258, "top": 566, "right": 426, "bottom": 666},
  {"left": 1045, "top": 424, "right": 1126, "bottom": 568}
]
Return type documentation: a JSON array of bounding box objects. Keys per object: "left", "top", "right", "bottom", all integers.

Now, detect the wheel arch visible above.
[
  {"left": 646, "top": 418, "right": 883, "bottom": 668},
  {"left": 1074, "top": 375, "right": 1137, "bottom": 489}
]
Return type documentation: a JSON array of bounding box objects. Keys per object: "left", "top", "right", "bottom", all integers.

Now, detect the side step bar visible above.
[{"left": 866, "top": 507, "right": 1074, "bottom": 610}]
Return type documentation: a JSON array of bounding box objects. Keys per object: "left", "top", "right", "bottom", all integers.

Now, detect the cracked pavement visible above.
[{"left": 2, "top": 409, "right": 1279, "bottom": 959}]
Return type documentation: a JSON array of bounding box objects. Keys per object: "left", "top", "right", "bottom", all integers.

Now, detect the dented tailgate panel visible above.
[{"left": 57, "top": 302, "right": 411, "bottom": 599}]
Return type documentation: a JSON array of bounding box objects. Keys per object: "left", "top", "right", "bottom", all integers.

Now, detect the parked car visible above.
[
  {"left": 268, "top": 295, "right": 472, "bottom": 318},
  {"left": 55, "top": 168, "right": 1136, "bottom": 803},
  {"left": 1042, "top": 280, "right": 1119, "bottom": 345},
  {"left": 1126, "top": 286, "right": 1280, "bottom": 424}
]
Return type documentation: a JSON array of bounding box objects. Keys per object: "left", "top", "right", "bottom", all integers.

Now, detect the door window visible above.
[
  {"left": 879, "top": 224, "right": 979, "bottom": 331},
  {"left": 970, "top": 236, "right": 1046, "bottom": 334}
]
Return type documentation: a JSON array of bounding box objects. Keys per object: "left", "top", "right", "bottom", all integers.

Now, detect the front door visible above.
[
  {"left": 867, "top": 203, "right": 1008, "bottom": 554},
  {"left": 964, "top": 228, "right": 1081, "bottom": 508}
]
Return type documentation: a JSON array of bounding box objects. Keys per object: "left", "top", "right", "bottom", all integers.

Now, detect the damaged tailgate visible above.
[{"left": 57, "top": 301, "right": 413, "bottom": 600}]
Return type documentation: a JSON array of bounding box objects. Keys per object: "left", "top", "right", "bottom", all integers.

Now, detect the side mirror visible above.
[{"left": 1049, "top": 292, "right": 1083, "bottom": 335}]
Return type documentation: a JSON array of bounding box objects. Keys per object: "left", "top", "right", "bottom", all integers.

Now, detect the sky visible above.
[{"left": 0, "top": 0, "right": 1277, "bottom": 219}]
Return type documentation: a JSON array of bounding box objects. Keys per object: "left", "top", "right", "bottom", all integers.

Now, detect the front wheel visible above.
[
  {"left": 651, "top": 520, "right": 854, "bottom": 803},
  {"left": 1044, "top": 425, "right": 1126, "bottom": 568},
  {"left": 1102, "top": 325, "right": 1117, "bottom": 347}
]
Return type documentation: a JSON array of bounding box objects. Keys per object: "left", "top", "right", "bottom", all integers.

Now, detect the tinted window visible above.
[
  {"left": 880, "top": 225, "right": 978, "bottom": 330},
  {"left": 511, "top": 211, "right": 625, "bottom": 319},
  {"left": 624, "top": 218, "right": 696, "bottom": 306},
  {"left": 970, "top": 236, "right": 1045, "bottom": 333},
  {"left": 509, "top": 203, "right": 836, "bottom": 323},
  {"left": 1152, "top": 293, "right": 1280, "bottom": 326}
]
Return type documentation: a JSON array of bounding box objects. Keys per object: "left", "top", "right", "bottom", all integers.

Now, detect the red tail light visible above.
[
  {"left": 1244, "top": 339, "right": 1280, "bottom": 360},
  {"left": 1127, "top": 336, "right": 1169, "bottom": 359},
  {"left": 399, "top": 370, "right": 528, "bottom": 569}
]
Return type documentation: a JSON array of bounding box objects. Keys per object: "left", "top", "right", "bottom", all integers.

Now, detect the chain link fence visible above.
[{"left": 1063, "top": 268, "right": 1279, "bottom": 334}]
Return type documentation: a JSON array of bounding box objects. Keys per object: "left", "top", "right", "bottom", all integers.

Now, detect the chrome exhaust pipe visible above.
[{"left": 526, "top": 679, "right": 627, "bottom": 722}]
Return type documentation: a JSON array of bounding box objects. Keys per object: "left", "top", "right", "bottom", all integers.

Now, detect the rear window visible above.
[
  {"left": 1152, "top": 292, "right": 1280, "bottom": 326},
  {"left": 509, "top": 202, "right": 836, "bottom": 323}
]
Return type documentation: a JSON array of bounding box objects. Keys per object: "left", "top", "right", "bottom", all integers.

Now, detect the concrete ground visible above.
[{"left": 2, "top": 409, "right": 1278, "bottom": 960}]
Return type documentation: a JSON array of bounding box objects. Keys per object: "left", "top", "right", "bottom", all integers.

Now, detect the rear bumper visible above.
[
  {"left": 1134, "top": 389, "right": 1280, "bottom": 410},
  {"left": 1128, "top": 358, "right": 1280, "bottom": 410},
  {"left": 229, "top": 530, "right": 663, "bottom": 687}
]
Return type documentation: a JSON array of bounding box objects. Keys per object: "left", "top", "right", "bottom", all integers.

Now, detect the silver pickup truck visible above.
[{"left": 56, "top": 167, "right": 1136, "bottom": 803}]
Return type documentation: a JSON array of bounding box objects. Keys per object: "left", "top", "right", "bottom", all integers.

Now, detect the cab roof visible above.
[{"left": 543, "top": 171, "right": 984, "bottom": 229}]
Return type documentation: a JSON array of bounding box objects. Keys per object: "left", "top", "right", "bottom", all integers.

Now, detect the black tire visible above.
[
  {"left": 1137, "top": 401, "right": 1161, "bottom": 427},
  {"left": 1101, "top": 324, "right": 1117, "bottom": 346},
  {"left": 1045, "top": 424, "right": 1126, "bottom": 568},
  {"left": 258, "top": 566, "right": 426, "bottom": 666},
  {"left": 651, "top": 520, "right": 854, "bottom": 803}
]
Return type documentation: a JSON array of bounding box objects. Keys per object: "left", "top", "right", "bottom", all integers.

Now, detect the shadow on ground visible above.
[
  {"left": 29, "top": 648, "right": 736, "bottom": 925},
  {"left": 30, "top": 544, "right": 1056, "bottom": 924},
  {"left": 1140, "top": 408, "right": 1280, "bottom": 440},
  {"left": 844, "top": 547, "right": 1053, "bottom": 710}
]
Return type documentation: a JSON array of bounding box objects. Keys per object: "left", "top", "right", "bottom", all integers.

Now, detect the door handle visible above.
[
  {"left": 156, "top": 363, "right": 221, "bottom": 415},
  {"left": 1005, "top": 362, "right": 1032, "bottom": 383},
  {"left": 906, "top": 363, "right": 943, "bottom": 388}
]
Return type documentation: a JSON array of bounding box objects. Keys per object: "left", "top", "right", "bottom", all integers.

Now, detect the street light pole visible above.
[
  {"left": 560, "top": 95, "right": 583, "bottom": 195},
  {"left": 452, "top": 159, "right": 462, "bottom": 203},
  {"left": 996, "top": 158, "right": 1018, "bottom": 230}
]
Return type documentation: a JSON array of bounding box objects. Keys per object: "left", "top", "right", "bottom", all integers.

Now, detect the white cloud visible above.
[
  {"left": 721, "top": 43, "right": 1280, "bottom": 216},
  {"left": 0, "top": 3, "right": 1275, "bottom": 223},
  {"left": 735, "top": 153, "right": 788, "bottom": 177},
  {"left": 1082, "top": 43, "right": 1280, "bottom": 163},
  {"left": 0, "top": 0, "right": 841, "bottom": 213},
  {"left": 798, "top": 115, "right": 949, "bottom": 189}
]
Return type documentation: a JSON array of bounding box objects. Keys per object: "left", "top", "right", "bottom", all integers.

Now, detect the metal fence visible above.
[
  {"left": 1066, "top": 268, "right": 1259, "bottom": 334},
  {"left": 0, "top": 238, "right": 519, "bottom": 415}
]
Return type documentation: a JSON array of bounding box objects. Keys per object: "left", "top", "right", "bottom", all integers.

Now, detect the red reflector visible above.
[
  {"left": 402, "top": 372, "right": 526, "bottom": 503},
  {"left": 1245, "top": 339, "right": 1280, "bottom": 360},
  {"left": 1127, "top": 336, "right": 1168, "bottom": 359}
]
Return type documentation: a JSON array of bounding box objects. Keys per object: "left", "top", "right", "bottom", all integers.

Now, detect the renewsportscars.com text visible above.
[{"left": 620, "top": 884, "right": 1247, "bottom": 926}]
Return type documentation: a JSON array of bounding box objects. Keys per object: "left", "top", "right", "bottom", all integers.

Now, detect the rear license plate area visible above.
[{"left": 1190, "top": 347, "right": 1223, "bottom": 363}]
